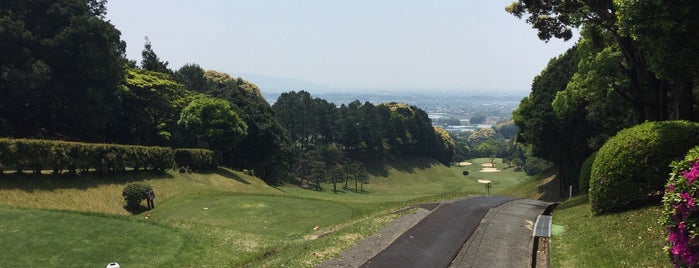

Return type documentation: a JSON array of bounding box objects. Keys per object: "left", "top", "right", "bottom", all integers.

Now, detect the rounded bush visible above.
[
  {"left": 589, "top": 121, "right": 699, "bottom": 214},
  {"left": 662, "top": 147, "right": 699, "bottom": 267},
  {"left": 122, "top": 182, "right": 152, "bottom": 212},
  {"left": 578, "top": 152, "right": 597, "bottom": 194}
]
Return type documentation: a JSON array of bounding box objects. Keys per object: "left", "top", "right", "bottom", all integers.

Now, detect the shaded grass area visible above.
[
  {"left": 499, "top": 166, "right": 562, "bottom": 202},
  {"left": 551, "top": 195, "right": 669, "bottom": 268},
  {"left": 278, "top": 158, "right": 531, "bottom": 204},
  {"left": 0, "top": 158, "right": 537, "bottom": 267}
]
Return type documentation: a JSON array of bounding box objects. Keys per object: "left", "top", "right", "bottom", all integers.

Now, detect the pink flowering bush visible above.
[{"left": 662, "top": 147, "right": 699, "bottom": 267}]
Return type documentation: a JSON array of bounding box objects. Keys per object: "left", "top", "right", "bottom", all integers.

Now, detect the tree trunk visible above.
[
  {"left": 670, "top": 79, "right": 695, "bottom": 120},
  {"left": 614, "top": 35, "right": 668, "bottom": 122}
]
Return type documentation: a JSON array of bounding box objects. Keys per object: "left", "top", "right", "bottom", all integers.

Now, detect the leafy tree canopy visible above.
[
  {"left": 178, "top": 95, "right": 247, "bottom": 150},
  {"left": 114, "top": 68, "right": 191, "bottom": 145}
]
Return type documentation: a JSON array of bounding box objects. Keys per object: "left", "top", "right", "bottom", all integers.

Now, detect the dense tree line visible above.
[
  {"left": 0, "top": 0, "right": 291, "bottom": 184},
  {"left": 0, "top": 1, "right": 457, "bottom": 187},
  {"left": 507, "top": 0, "right": 699, "bottom": 196},
  {"left": 271, "top": 91, "right": 455, "bottom": 188},
  {"left": 0, "top": 0, "right": 125, "bottom": 141}
]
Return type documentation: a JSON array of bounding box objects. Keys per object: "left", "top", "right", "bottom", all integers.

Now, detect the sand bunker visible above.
[
  {"left": 480, "top": 163, "right": 495, "bottom": 167},
  {"left": 477, "top": 179, "right": 492, "bottom": 184},
  {"left": 479, "top": 167, "right": 501, "bottom": 173},
  {"left": 457, "top": 161, "right": 472, "bottom": 166}
]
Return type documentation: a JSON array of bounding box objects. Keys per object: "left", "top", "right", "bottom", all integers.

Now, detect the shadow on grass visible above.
[
  {"left": 556, "top": 195, "right": 589, "bottom": 211},
  {"left": 367, "top": 156, "right": 440, "bottom": 177},
  {"left": 197, "top": 167, "right": 250, "bottom": 185},
  {"left": 554, "top": 193, "right": 662, "bottom": 216},
  {"left": 123, "top": 204, "right": 153, "bottom": 215},
  {"left": 535, "top": 167, "right": 565, "bottom": 203},
  {"left": 594, "top": 195, "right": 663, "bottom": 216},
  {"left": 0, "top": 170, "right": 173, "bottom": 192}
]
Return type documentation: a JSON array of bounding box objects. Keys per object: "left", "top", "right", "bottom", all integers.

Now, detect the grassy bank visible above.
[
  {"left": 0, "top": 157, "right": 536, "bottom": 267},
  {"left": 551, "top": 195, "right": 668, "bottom": 267}
]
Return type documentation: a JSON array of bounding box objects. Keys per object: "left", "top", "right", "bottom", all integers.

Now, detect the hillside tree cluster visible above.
[
  {"left": 0, "top": 0, "right": 455, "bottom": 186},
  {"left": 271, "top": 91, "right": 455, "bottom": 190},
  {"left": 507, "top": 0, "right": 699, "bottom": 196}
]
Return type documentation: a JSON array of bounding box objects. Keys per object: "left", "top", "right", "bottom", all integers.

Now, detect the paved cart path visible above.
[
  {"left": 360, "top": 195, "right": 515, "bottom": 268},
  {"left": 318, "top": 196, "right": 552, "bottom": 268}
]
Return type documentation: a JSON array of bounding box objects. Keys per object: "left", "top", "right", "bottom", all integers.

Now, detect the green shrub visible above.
[
  {"left": 579, "top": 152, "right": 597, "bottom": 194},
  {"left": 174, "top": 148, "right": 219, "bottom": 170},
  {"left": 122, "top": 182, "right": 152, "bottom": 212},
  {"left": 589, "top": 121, "right": 699, "bottom": 214}
]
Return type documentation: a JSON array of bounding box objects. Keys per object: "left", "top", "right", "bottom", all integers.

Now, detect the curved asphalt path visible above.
[{"left": 361, "top": 195, "right": 516, "bottom": 268}]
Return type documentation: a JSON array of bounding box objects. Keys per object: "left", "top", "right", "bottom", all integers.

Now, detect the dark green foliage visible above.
[
  {"left": 175, "top": 64, "right": 210, "bottom": 92},
  {"left": 513, "top": 45, "right": 604, "bottom": 196},
  {"left": 512, "top": 158, "right": 524, "bottom": 171},
  {"left": 0, "top": 0, "right": 125, "bottom": 141},
  {"left": 579, "top": 152, "right": 596, "bottom": 194},
  {"left": 174, "top": 149, "right": 219, "bottom": 170},
  {"left": 140, "top": 37, "right": 171, "bottom": 74},
  {"left": 589, "top": 121, "right": 699, "bottom": 214},
  {"left": 523, "top": 157, "right": 552, "bottom": 176},
  {"left": 112, "top": 68, "right": 192, "bottom": 146},
  {"left": 203, "top": 72, "right": 294, "bottom": 184},
  {"left": 493, "top": 121, "right": 518, "bottom": 140},
  {"left": 0, "top": 138, "right": 173, "bottom": 174},
  {"left": 122, "top": 182, "right": 152, "bottom": 212},
  {"left": 507, "top": 0, "right": 698, "bottom": 122},
  {"left": 272, "top": 91, "right": 452, "bottom": 185}
]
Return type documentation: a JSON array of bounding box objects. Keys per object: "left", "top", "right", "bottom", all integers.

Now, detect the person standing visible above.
[{"left": 145, "top": 189, "right": 155, "bottom": 209}]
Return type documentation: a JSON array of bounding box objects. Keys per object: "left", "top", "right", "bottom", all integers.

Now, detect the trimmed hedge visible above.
[
  {"left": 578, "top": 152, "right": 597, "bottom": 194},
  {"left": 0, "top": 138, "right": 174, "bottom": 174},
  {"left": 589, "top": 121, "right": 699, "bottom": 214},
  {"left": 174, "top": 148, "right": 220, "bottom": 170}
]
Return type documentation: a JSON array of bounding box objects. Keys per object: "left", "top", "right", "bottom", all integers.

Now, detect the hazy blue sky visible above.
[{"left": 105, "top": 0, "right": 576, "bottom": 93}]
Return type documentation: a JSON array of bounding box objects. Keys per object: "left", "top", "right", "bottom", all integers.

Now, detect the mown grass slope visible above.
[
  {"left": 0, "top": 157, "right": 535, "bottom": 267},
  {"left": 551, "top": 195, "right": 668, "bottom": 267}
]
